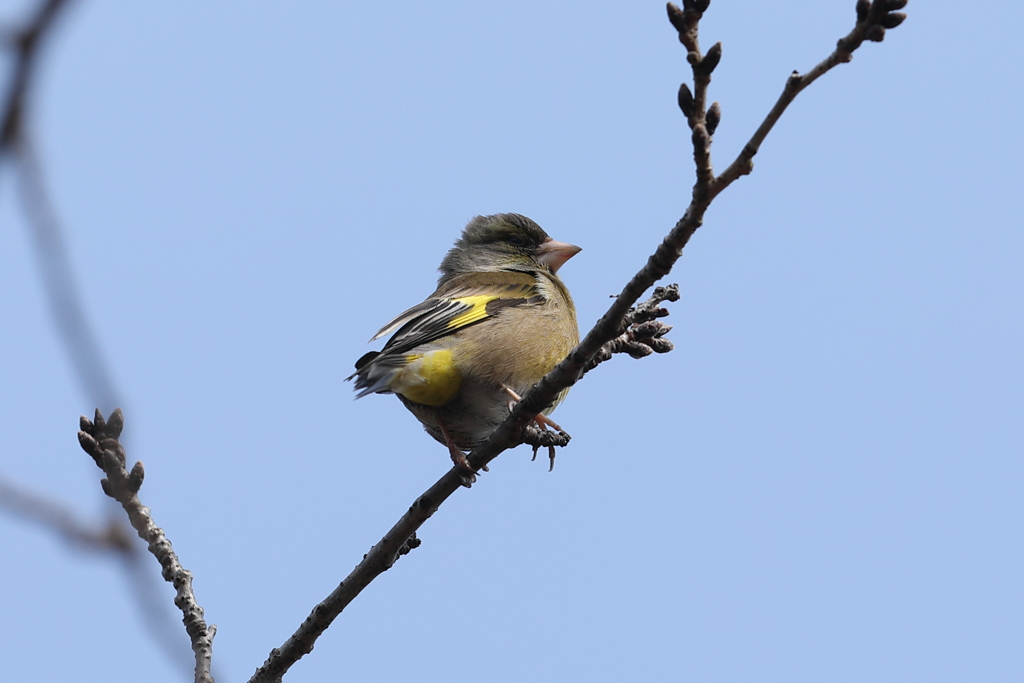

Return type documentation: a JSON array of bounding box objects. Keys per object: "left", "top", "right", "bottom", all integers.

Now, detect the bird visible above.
[{"left": 348, "top": 213, "right": 580, "bottom": 483}]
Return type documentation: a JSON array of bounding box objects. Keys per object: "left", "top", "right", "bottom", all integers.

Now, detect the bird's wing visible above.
[{"left": 370, "top": 271, "right": 544, "bottom": 357}]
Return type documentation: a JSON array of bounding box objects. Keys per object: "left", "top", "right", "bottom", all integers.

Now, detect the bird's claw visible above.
[
  {"left": 504, "top": 384, "right": 569, "bottom": 470},
  {"left": 524, "top": 425, "right": 570, "bottom": 471},
  {"left": 450, "top": 448, "right": 477, "bottom": 487}
]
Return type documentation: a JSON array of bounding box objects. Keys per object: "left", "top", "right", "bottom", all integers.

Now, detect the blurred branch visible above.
[
  {"left": 250, "top": 1, "right": 907, "bottom": 680},
  {"left": 77, "top": 409, "right": 216, "bottom": 683},
  {"left": 0, "top": 0, "right": 69, "bottom": 150},
  {"left": 0, "top": 474, "right": 133, "bottom": 552},
  {"left": 15, "top": 135, "right": 122, "bottom": 408},
  {"left": 1, "top": 0, "right": 121, "bottom": 410},
  {"left": 0, "top": 473, "right": 197, "bottom": 676}
]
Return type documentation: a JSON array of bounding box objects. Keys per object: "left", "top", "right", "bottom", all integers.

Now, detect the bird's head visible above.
[{"left": 439, "top": 213, "right": 581, "bottom": 279}]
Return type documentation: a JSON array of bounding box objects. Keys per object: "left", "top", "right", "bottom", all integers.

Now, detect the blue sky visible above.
[{"left": 1, "top": 2, "right": 1021, "bottom": 682}]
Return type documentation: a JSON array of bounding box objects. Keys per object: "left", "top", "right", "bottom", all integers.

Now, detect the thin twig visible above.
[
  {"left": 78, "top": 409, "right": 216, "bottom": 683},
  {"left": 668, "top": 1, "right": 717, "bottom": 192}
]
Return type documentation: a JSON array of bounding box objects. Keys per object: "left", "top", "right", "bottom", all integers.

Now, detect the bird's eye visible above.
[{"left": 505, "top": 235, "right": 527, "bottom": 247}]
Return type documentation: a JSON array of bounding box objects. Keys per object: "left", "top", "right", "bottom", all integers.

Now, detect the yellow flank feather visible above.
[
  {"left": 390, "top": 349, "right": 462, "bottom": 406},
  {"left": 446, "top": 295, "right": 496, "bottom": 330}
]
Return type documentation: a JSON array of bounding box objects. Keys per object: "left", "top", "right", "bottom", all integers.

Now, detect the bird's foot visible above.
[
  {"left": 448, "top": 445, "right": 477, "bottom": 487},
  {"left": 438, "top": 418, "right": 477, "bottom": 487},
  {"left": 501, "top": 385, "right": 568, "bottom": 434},
  {"left": 502, "top": 384, "right": 571, "bottom": 470},
  {"left": 523, "top": 424, "right": 571, "bottom": 471}
]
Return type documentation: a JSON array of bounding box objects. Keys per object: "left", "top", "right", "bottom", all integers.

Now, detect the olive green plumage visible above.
[{"left": 349, "top": 213, "right": 580, "bottom": 468}]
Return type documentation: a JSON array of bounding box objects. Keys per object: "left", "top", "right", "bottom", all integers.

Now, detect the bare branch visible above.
[{"left": 78, "top": 409, "right": 216, "bottom": 683}]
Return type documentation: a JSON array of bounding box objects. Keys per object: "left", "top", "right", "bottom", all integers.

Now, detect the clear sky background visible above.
[{"left": 1, "top": 2, "right": 1021, "bottom": 682}]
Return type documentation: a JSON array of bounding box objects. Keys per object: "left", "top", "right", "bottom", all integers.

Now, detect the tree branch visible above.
[{"left": 78, "top": 409, "right": 216, "bottom": 683}]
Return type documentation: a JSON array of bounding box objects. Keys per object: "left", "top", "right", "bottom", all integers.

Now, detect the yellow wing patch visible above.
[
  {"left": 390, "top": 349, "right": 462, "bottom": 406},
  {"left": 445, "top": 295, "right": 497, "bottom": 331}
]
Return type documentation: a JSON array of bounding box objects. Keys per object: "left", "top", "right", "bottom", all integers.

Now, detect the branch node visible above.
[
  {"left": 691, "top": 124, "right": 710, "bottom": 152},
  {"left": 100, "top": 438, "right": 126, "bottom": 468},
  {"left": 667, "top": 2, "right": 705, "bottom": 51},
  {"left": 397, "top": 532, "right": 421, "bottom": 558},
  {"left": 864, "top": 24, "right": 885, "bottom": 42},
  {"left": 582, "top": 284, "right": 680, "bottom": 375}
]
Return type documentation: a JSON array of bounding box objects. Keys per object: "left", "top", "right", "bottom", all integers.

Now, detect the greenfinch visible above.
[{"left": 349, "top": 213, "right": 580, "bottom": 480}]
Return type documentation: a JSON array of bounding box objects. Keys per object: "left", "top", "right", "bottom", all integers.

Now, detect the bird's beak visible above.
[{"left": 536, "top": 238, "right": 581, "bottom": 274}]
